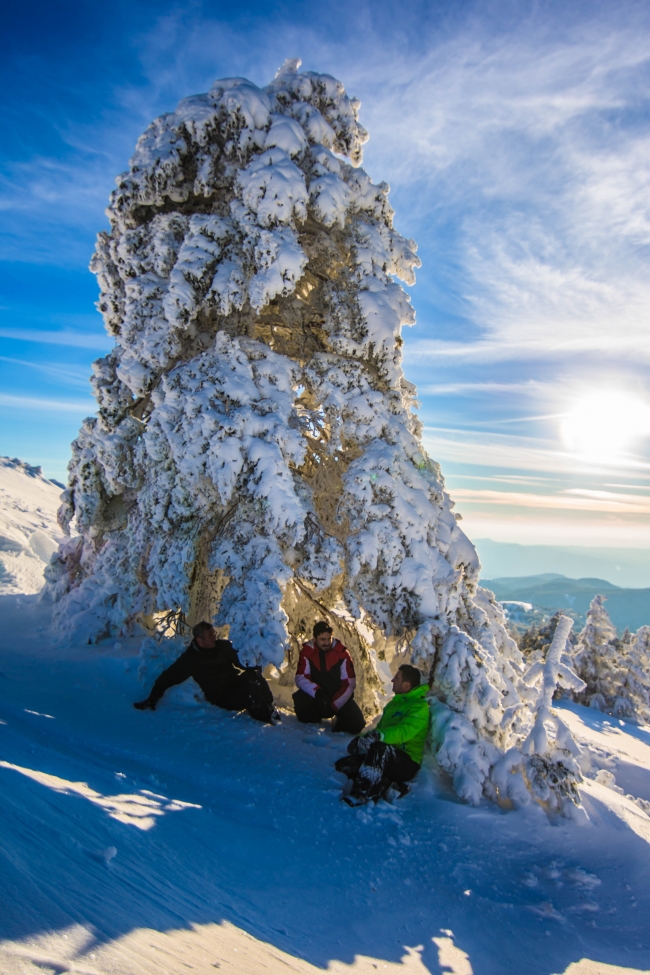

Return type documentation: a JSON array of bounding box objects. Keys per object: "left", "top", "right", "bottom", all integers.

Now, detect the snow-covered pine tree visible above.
[
  {"left": 573, "top": 598, "right": 650, "bottom": 721},
  {"left": 619, "top": 626, "right": 650, "bottom": 723},
  {"left": 573, "top": 595, "right": 632, "bottom": 716},
  {"left": 46, "top": 59, "right": 584, "bottom": 813}
]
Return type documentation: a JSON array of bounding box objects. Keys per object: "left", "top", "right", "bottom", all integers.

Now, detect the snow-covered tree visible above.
[
  {"left": 520, "top": 611, "right": 578, "bottom": 663},
  {"left": 491, "top": 615, "right": 586, "bottom": 817},
  {"left": 572, "top": 597, "right": 650, "bottom": 721},
  {"left": 573, "top": 595, "right": 629, "bottom": 715},
  {"left": 619, "top": 626, "right": 650, "bottom": 723},
  {"left": 47, "top": 59, "right": 585, "bottom": 813}
]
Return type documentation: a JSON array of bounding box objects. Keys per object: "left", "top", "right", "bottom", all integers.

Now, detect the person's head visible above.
[
  {"left": 392, "top": 664, "right": 422, "bottom": 695},
  {"left": 193, "top": 621, "right": 216, "bottom": 649},
  {"left": 313, "top": 620, "right": 333, "bottom": 650}
]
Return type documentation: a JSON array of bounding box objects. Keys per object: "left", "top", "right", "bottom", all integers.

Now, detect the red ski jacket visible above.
[{"left": 295, "top": 639, "right": 356, "bottom": 711}]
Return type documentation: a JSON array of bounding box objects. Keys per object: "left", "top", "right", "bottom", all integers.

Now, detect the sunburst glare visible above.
[{"left": 561, "top": 389, "right": 650, "bottom": 461}]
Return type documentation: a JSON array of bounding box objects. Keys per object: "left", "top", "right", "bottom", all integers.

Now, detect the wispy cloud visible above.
[
  {"left": 352, "top": 12, "right": 650, "bottom": 364},
  {"left": 0, "top": 355, "right": 91, "bottom": 388},
  {"left": 453, "top": 487, "right": 650, "bottom": 515},
  {"left": 417, "top": 380, "right": 546, "bottom": 395},
  {"left": 0, "top": 328, "right": 110, "bottom": 350},
  {"left": 457, "top": 510, "right": 650, "bottom": 548},
  {"left": 0, "top": 393, "right": 96, "bottom": 413},
  {"left": 449, "top": 473, "right": 562, "bottom": 486},
  {"left": 423, "top": 428, "right": 650, "bottom": 477}
]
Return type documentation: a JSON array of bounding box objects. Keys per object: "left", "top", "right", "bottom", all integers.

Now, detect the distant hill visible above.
[
  {"left": 483, "top": 573, "right": 650, "bottom": 633},
  {"left": 475, "top": 538, "right": 650, "bottom": 589}
]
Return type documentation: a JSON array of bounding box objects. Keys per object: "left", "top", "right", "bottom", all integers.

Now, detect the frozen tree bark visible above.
[{"left": 47, "top": 59, "right": 585, "bottom": 813}]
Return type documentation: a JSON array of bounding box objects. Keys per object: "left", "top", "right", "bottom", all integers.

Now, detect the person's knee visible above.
[
  {"left": 249, "top": 680, "right": 273, "bottom": 709},
  {"left": 292, "top": 691, "right": 318, "bottom": 723},
  {"left": 348, "top": 713, "right": 366, "bottom": 735},
  {"left": 335, "top": 699, "right": 365, "bottom": 734},
  {"left": 295, "top": 711, "right": 316, "bottom": 724},
  {"left": 347, "top": 735, "right": 362, "bottom": 755},
  {"left": 365, "top": 740, "right": 385, "bottom": 762}
]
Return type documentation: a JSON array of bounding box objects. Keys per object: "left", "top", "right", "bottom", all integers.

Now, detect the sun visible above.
[{"left": 560, "top": 390, "right": 650, "bottom": 462}]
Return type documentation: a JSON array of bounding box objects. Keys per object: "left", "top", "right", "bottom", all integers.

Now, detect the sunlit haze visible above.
[{"left": 561, "top": 391, "right": 650, "bottom": 463}]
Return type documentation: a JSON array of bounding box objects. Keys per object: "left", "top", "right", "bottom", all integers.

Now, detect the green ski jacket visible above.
[{"left": 373, "top": 683, "right": 431, "bottom": 764}]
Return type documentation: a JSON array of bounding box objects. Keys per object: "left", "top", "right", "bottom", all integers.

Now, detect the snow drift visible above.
[
  {"left": 0, "top": 456, "right": 63, "bottom": 595},
  {"left": 47, "top": 58, "right": 586, "bottom": 815}
]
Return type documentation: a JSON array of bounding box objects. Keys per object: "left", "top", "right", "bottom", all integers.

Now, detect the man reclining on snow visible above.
[
  {"left": 335, "top": 664, "right": 430, "bottom": 805},
  {"left": 293, "top": 620, "right": 366, "bottom": 735},
  {"left": 134, "top": 621, "right": 278, "bottom": 724}
]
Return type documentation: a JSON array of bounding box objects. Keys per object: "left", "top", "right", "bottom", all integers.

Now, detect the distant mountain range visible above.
[
  {"left": 482, "top": 573, "right": 650, "bottom": 633},
  {"left": 475, "top": 538, "right": 650, "bottom": 589}
]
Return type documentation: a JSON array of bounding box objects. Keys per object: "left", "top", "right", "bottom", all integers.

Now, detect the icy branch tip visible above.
[{"left": 275, "top": 58, "right": 302, "bottom": 79}]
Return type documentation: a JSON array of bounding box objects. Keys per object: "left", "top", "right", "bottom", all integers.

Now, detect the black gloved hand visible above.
[
  {"left": 134, "top": 698, "right": 156, "bottom": 711},
  {"left": 356, "top": 729, "right": 380, "bottom": 753}
]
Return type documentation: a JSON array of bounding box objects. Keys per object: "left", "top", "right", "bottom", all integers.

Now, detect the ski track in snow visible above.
[{"left": 0, "top": 595, "right": 649, "bottom": 975}]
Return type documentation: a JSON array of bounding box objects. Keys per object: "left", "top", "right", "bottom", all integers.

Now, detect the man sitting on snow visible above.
[
  {"left": 134, "top": 621, "right": 278, "bottom": 724},
  {"left": 335, "top": 664, "right": 430, "bottom": 805},
  {"left": 293, "top": 621, "right": 366, "bottom": 735}
]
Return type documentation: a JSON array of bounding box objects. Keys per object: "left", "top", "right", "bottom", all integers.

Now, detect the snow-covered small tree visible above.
[
  {"left": 47, "top": 59, "right": 585, "bottom": 813},
  {"left": 572, "top": 595, "right": 633, "bottom": 716},
  {"left": 492, "top": 615, "right": 586, "bottom": 817},
  {"left": 573, "top": 601, "right": 650, "bottom": 722},
  {"left": 520, "top": 611, "right": 578, "bottom": 664},
  {"left": 619, "top": 626, "right": 650, "bottom": 723}
]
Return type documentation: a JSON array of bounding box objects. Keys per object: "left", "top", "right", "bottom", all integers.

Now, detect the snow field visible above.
[{"left": 1, "top": 595, "right": 649, "bottom": 975}]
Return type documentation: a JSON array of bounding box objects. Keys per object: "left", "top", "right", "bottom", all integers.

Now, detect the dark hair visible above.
[
  {"left": 313, "top": 620, "right": 333, "bottom": 638},
  {"left": 193, "top": 621, "right": 214, "bottom": 640},
  {"left": 397, "top": 664, "right": 421, "bottom": 689}
]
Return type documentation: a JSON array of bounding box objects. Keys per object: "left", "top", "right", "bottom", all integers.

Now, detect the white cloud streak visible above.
[
  {"left": 0, "top": 355, "right": 91, "bottom": 388},
  {"left": 453, "top": 487, "right": 650, "bottom": 515},
  {"left": 0, "top": 328, "right": 110, "bottom": 350},
  {"left": 0, "top": 394, "right": 96, "bottom": 413},
  {"left": 417, "top": 380, "right": 547, "bottom": 395},
  {"left": 423, "top": 427, "right": 650, "bottom": 477}
]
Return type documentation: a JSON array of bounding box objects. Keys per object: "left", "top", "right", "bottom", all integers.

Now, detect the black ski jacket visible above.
[{"left": 148, "top": 640, "right": 257, "bottom": 707}]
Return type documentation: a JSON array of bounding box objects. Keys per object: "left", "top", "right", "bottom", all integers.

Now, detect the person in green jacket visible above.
[{"left": 335, "top": 664, "right": 430, "bottom": 805}]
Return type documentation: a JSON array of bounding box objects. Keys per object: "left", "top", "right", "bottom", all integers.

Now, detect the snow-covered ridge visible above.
[{"left": 0, "top": 456, "right": 64, "bottom": 595}]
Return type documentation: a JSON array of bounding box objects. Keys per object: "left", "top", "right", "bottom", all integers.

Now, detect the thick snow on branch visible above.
[{"left": 48, "top": 57, "right": 585, "bottom": 815}]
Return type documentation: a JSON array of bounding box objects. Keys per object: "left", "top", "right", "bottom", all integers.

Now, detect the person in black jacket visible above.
[{"left": 133, "top": 621, "right": 278, "bottom": 723}]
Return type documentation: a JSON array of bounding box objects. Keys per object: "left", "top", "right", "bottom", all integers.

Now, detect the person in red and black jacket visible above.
[{"left": 293, "top": 621, "right": 366, "bottom": 734}]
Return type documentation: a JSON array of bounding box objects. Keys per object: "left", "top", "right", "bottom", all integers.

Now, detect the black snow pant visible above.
[
  {"left": 209, "top": 670, "right": 275, "bottom": 723},
  {"left": 292, "top": 689, "right": 366, "bottom": 735},
  {"left": 336, "top": 736, "right": 420, "bottom": 800}
]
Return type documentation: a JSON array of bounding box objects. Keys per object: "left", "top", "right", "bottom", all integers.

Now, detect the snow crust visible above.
[
  {"left": 47, "top": 58, "right": 587, "bottom": 814},
  {"left": 0, "top": 457, "right": 63, "bottom": 595}
]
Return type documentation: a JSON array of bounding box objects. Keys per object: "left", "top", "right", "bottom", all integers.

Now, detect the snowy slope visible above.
[
  {"left": 1, "top": 595, "right": 649, "bottom": 975},
  {"left": 0, "top": 457, "right": 64, "bottom": 595}
]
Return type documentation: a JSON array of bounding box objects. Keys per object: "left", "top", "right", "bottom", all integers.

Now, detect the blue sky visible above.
[{"left": 2, "top": 0, "right": 650, "bottom": 548}]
